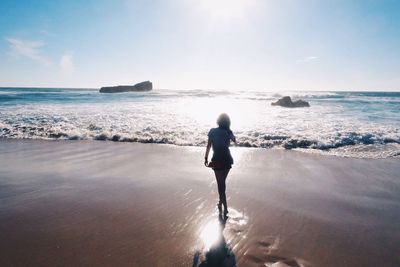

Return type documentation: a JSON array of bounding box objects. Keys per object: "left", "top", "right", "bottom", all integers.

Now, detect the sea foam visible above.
[{"left": 0, "top": 88, "right": 399, "bottom": 158}]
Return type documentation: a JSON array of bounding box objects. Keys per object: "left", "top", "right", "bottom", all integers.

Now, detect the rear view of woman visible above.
[{"left": 204, "top": 113, "right": 236, "bottom": 215}]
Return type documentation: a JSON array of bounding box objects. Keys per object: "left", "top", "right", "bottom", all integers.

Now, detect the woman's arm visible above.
[
  {"left": 230, "top": 132, "right": 237, "bottom": 145},
  {"left": 204, "top": 138, "right": 212, "bottom": 166}
]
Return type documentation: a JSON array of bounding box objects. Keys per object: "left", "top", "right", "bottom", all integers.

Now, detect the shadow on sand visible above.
[{"left": 192, "top": 213, "right": 237, "bottom": 267}]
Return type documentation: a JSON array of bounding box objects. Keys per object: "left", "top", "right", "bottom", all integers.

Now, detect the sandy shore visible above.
[{"left": 0, "top": 139, "right": 399, "bottom": 267}]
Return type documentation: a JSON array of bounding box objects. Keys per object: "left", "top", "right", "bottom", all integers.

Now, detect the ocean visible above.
[{"left": 0, "top": 87, "right": 399, "bottom": 158}]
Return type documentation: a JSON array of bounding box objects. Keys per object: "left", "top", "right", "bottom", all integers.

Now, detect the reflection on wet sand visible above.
[
  {"left": 193, "top": 214, "right": 236, "bottom": 267},
  {"left": 190, "top": 206, "right": 308, "bottom": 267},
  {"left": 193, "top": 208, "right": 249, "bottom": 267},
  {"left": 1, "top": 141, "right": 399, "bottom": 266}
]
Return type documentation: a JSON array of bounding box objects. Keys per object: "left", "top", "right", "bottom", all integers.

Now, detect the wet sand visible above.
[{"left": 0, "top": 139, "right": 399, "bottom": 267}]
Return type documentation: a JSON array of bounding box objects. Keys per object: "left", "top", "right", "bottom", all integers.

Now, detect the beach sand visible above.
[{"left": 0, "top": 139, "right": 399, "bottom": 267}]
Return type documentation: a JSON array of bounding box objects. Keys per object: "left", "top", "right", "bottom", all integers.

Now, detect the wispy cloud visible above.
[
  {"left": 297, "top": 56, "right": 318, "bottom": 63},
  {"left": 6, "top": 37, "right": 51, "bottom": 65},
  {"left": 60, "top": 51, "right": 74, "bottom": 75},
  {"left": 39, "top": 29, "right": 58, "bottom": 37}
]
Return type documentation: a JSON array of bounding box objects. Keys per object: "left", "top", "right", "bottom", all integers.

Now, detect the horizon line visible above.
[{"left": 0, "top": 86, "right": 399, "bottom": 92}]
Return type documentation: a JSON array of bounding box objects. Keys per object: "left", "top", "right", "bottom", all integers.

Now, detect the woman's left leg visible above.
[
  {"left": 214, "top": 168, "right": 230, "bottom": 213},
  {"left": 221, "top": 169, "right": 230, "bottom": 213},
  {"left": 214, "top": 170, "right": 225, "bottom": 210}
]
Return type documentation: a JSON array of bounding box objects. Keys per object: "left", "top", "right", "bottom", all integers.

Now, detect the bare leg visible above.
[
  {"left": 221, "top": 169, "right": 230, "bottom": 213},
  {"left": 214, "top": 169, "right": 230, "bottom": 213}
]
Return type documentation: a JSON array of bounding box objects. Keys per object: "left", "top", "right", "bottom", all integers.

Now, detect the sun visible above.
[{"left": 196, "top": 0, "right": 255, "bottom": 22}]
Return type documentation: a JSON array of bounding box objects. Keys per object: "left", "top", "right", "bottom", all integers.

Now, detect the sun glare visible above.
[
  {"left": 177, "top": 97, "right": 260, "bottom": 130},
  {"left": 196, "top": 0, "right": 255, "bottom": 21},
  {"left": 200, "top": 220, "right": 222, "bottom": 250}
]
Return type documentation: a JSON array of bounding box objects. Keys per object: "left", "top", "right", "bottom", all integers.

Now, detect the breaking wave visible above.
[{"left": 0, "top": 88, "right": 399, "bottom": 159}]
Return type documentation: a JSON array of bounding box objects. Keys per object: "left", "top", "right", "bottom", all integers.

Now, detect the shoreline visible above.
[
  {"left": 0, "top": 139, "right": 399, "bottom": 266},
  {"left": 0, "top": 137, "right": 399, "bottom": 160}
]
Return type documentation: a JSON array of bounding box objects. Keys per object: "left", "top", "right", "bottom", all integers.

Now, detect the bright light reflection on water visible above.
[
  {"left": 199, "top": 208, "right": 249, "bottom": 251},
  {"left": 177, "top": 97, "right": 265, "bottom": 130},
  {"left": 200, "top": 219, "right": 222, "bottom": 250}
]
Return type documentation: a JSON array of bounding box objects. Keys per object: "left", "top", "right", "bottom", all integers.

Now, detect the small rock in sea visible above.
[
  {"left": 111, "top": 135, "right": 121, "bottom": 141},
  {"left": 49, "top": 132, "right": 68, "bottom": 139},
  {"left": 95, "top": 133, "right": 108, "bottom": 140},
  {"left": 271, "top": 96, "right": 310, "bottom": 108}
]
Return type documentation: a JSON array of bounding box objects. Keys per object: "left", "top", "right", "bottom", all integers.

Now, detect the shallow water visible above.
[{"left": 0, "top": 88, "right": 399, "bottom": 158}]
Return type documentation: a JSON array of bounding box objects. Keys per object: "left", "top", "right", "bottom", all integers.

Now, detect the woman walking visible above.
[{"left": 204, "top": 113, "right": 236, "bottom": 215}]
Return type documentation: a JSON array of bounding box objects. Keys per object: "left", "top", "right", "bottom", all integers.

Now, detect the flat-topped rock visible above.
[
  {"left": 100, "top": 81, "right": 152, "bottom": 93},
  {"left": 271, "top": 96, "right": 310, "bottom": 108}
]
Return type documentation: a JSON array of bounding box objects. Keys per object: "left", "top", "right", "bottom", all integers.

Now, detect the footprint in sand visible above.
[{"left": 243, "top": 239, "right": 305, "bottom": 267}]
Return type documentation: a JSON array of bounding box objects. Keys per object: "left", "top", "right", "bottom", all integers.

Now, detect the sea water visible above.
[{"left": 0, "top": 88, "right": 399, "bottom": 158}]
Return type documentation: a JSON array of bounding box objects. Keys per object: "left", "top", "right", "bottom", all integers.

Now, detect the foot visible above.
[{"left": 224, "top": 208, "right": 229, "bottom": 215}]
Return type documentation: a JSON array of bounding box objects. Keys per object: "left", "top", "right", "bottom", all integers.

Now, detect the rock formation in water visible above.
[
  {"left": 271, "top": 96, "right": 310, "bottom": 108},
  {"left": 99, "top": 81, "right": 153, "bottom": 93}
]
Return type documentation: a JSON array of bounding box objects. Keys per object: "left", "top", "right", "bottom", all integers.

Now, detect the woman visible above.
[{"left": 204, "top": 113, "right": 236, "bottom": 215}]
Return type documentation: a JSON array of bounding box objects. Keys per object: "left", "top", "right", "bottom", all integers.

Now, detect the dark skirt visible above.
[
  {"left": 210, "top": 148, "right": 233, "bottom": 170},
  {"left": 208, "top": 161, "right": 232, "bottom": 170}
]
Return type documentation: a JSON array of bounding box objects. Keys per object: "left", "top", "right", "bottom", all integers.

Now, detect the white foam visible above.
[{"left": 0, "top": 90, "right": 399, "bottom": 158}]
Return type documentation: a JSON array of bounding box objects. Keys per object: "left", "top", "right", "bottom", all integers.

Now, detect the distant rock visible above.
[
  {"left": 99, "top": 81, "right": 152, "bottom": 93},
  {"left": 271, "top": 96, "right": 310, "bottom": 108}
]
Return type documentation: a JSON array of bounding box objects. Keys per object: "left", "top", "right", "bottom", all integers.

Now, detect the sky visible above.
[{"left": 0, "top": 0, "right": 399, "bottom": 91}]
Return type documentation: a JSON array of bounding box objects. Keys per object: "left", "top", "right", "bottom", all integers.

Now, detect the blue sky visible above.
[{"left": 0, "top": 0, "right": 399, "bottom": 91}]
